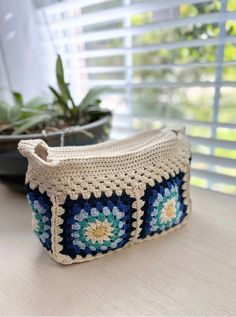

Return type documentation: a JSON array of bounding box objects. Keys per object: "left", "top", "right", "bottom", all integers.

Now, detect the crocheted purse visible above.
[{"left": 18, "top": 128, "right": 191, "bottom": 265}]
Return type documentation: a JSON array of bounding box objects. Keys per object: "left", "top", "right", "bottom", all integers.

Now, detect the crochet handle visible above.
[
  {"left": 170, "top": 126, "right": 186, "bottom": 136},
  {"left": 161, "top": 126, "right": 186, "bottom": 140},
  {"left": 18, "top": 139, "right": 49, "bottom": 163}
]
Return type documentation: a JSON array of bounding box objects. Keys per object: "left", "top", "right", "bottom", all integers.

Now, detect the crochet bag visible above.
[{"left": 18, "top": 128, "right": 191, "bottom": 265}]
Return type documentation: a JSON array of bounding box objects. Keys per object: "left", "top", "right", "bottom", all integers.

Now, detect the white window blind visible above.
[{"left": 36, "top": 0, "right": 236, "bottom": 195}]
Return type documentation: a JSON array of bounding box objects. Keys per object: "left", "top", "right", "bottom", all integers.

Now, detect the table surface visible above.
[{"left": 0, "top": 183, "right": 236, "bottom": 316}]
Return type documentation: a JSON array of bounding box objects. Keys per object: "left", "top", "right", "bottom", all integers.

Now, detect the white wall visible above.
[
  {"left": 0, "top": 44, "right": 10, "bottom": 101},
  {"left": 0, "top": 0, "right": 46, "bottom": 101}
]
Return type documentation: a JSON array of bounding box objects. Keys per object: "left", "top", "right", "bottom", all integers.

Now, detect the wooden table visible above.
[{"left": 0, "top": 183, "right": 235, "bottom": 316}]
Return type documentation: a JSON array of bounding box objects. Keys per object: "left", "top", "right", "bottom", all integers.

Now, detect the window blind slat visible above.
[
  {"left": 83, "top": 80, "right": 236, "bottom": 88},
  {"left": 38, "top": 0, "right": 112, "bottom": 14},
  {"left": 41, "top": 0, "right": 161, "bottom": 30},
  {"left": 192, "top": 153, "right": 236, "bottom": 169},
  {"left": 110, "top": 124, "right": 236, "bottom": 186},
  {"left": 189, "top": 136, "right": 236, "bottom": 150},
  {"left": 191, "top": 169, "right": 236, "bottom": 186},
  {"left": 39, "top": 0, "right": 212, "bottom": 30},
  {"left": 54, "top": 36, "right": 236, "bottom": 59},
  {"left": 36, "top": 0, "right": 236, "bottom": 195},
  {"left": 42, "top": 12, "right": 236, "bottom": 45},
  {"left": 111, "top": 125, "right": 236, "bottom": 150},
  {"left": 112, "top": 113, "right": 236, "bottom": 130},
  {"left": 49, "top": 11, "right": 236, "bottom": 46},
  {"left": 39, "top": 0, "right": 211, "bottom": 16},
  {"left": 58, "top": 61, "right": 236, "bottom": 74}
]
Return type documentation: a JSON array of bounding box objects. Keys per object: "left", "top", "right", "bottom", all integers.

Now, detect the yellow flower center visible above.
[
  {"left": 86, "top": 220, "right": 113, "bottom": 243},
  {"left": 165, "top": 200, "right": 175, "bottom": 219},
  {"left": 91, "top": 224, "right": 109, "bottom": 239}
]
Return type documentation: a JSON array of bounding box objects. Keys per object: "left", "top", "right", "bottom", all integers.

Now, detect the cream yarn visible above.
[{"left": 18, "top": 128, "right": 191, "bottom": 264}]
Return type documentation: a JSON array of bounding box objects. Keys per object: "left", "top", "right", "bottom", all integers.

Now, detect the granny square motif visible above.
[
  {"left": 59, "top": 192, "right": 135, "bottom": 259},
  {"left": 139, "top": 172, "right": 187, "bottom": 239},
  {"left": 18, "top": 128, "right": 191, "bottom": 265},
  {"left": 27, "top": 186, "right": 52, "bottom": 251}
]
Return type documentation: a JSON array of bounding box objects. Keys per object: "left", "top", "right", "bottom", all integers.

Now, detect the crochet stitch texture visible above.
[{"left": 18, "top": 128, "right": 192, "bottom": 265}]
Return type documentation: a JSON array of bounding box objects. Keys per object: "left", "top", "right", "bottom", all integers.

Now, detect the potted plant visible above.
[{"left": 0, "top": 55, "right": 112, "bottom": 190}]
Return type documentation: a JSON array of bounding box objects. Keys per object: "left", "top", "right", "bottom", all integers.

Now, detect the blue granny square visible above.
[
  {"left": 139, "top": 172, "right": 187, "bottom": 239},
  {"left": 59, "top": 192, "right": 136, "bottom": 259},
  {"left": 26, "top": 186, "right": 52, "bottom": 251}
]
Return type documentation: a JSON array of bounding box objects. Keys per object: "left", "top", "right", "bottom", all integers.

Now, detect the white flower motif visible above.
[
  {"left": 110, "top": 242, "right": 118, "bottom": 248},
  {"left": 150, "top": 218, "right": 157, "bottom": 226},
  {"left": 73, "top": 240, "right": 86, "bottom": 249},
  {"left": 86, "top": 219, "right": 114, "bottom": 244},
  {"left": 101, "top": 245, "right": 108, "bottom": 251},
  {"left": 118, "top": 221, "right": 124, "bottom": 228},
  {"left": 151, "top": 208, "right": 158, "bottom": 216},
  {"left": 42, "top": 216, "right": 49, "bottom": 222},
  {"left": 42, "top": 232, "right": 49, "bottom": 239},
  {"left": 118, "top": 229, "right": 125, "bottom": 237},
  {"left": 91, "top": 208, "right": 99, "bottom": 217},
  {"left": 103, "top": 207, "right": 111, "bottom": 216},
  {"left": 72, "top": 223, "right": 81, "bottom": 230},
  {"left": 171, "top": 185, "right": 178, "bottom": 194},
  {"left": 164, "top": 188, "right": 170, "bottom": 197},
  {"left": 160, "top": 197, "right": 177, "bottom": 223},
  {"left": 156, "top": 193, "right": 163, "bottom": 203},
  {"left": 33, "top": 200, "right": 46, "bottom": 214},
  {"left": 89, "top": 246, "right": 97, "bottom": 251},
  {"left": 71, "top": 232, "right": 80, "bottom": 238},
  {"left": 74, "top": 210, "right": 88, "bottom": 221},
  {"left": 112, "top": 206, "right": 119, "bottom": 216},
  {"left": 150, "top": 225, "right": 158, "bottom": 232}
]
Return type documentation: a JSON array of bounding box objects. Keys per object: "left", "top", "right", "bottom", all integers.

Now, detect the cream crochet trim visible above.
[{"left": 18, "top": 128, "right": 191, "bottom": 265}]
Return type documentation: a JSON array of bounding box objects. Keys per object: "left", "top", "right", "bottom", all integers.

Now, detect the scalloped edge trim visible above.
[{"left": 25, "top": 144, "right": 190, "bottom": 203}]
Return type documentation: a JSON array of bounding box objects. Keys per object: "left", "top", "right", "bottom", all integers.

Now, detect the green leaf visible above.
[
  {"left": 84, "top": 108, "right": 111, "bottom": 119},
  {"left": 79, "top": 87, "right": 108, "bottom": 113},
  {"left": 55, "top": 55, "right": 76, "bottom": 107},
  {"left": 15, "top": 108, "right": 55, "bottom": 124},
  {"left": 85, "top": 99, "right": 102, "bottom": 110},
  {"left": 49, "top": 86, "right": 64, "bottom": 103},
  {"left": 12, "top": 91, "right": 23, "bottom": 107},
  {"left": 56, "top": 54, "right": 65, "bottom": 83},
  {"left": 9, "top": 105, "right": 21, "bottom": 121},
  {"left": 48, "top": 56, "right": 109, "bottom": 126},
  {"left": 56, "top": 55, "right": 70, "bottom": 101},
  {"left": 13, "top": 113, "right": 53, "bottom": 135},
  {"left": 57, "top": 75, "right": 71, "bottom": 102},
  {"left": 0, "top": 101, "right": 10, "bottom": 123},
  {"left": 21, "top": 108, "right": 46, "bottom": 114},
  {"left": 79, "top": 108, "right": 111, "bottom": 125},
  {"left": 49, "top": 86, "right": 69, "bottom": 114},
  {"left": 0, "top": 101, "right": 21, "bottom": 124},
  {"left": 25, "top": 96, "right": 49, "bottom": 109},
  {"left": 20, "top": 108, "right": 50, "bottom": 119}
]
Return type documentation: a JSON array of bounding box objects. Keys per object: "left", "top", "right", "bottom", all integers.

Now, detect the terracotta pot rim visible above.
[{"left": 0, "top": 114, "right": 111, "bottom": 142}]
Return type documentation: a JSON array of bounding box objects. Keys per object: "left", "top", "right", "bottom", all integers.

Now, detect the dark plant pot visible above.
[{"left": 0, "top": 115, "right": 111, "bottom": 191}]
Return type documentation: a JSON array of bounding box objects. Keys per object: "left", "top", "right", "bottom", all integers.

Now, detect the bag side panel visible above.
[
  {"left": 53, "top": 191, "right": 138, "bottom": 264},
  {"left": 138, "top": 170, "right": 190, "bottom": 240},
  {"left": 26, "top": 185, "right": 53, "bottom": 253}
]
